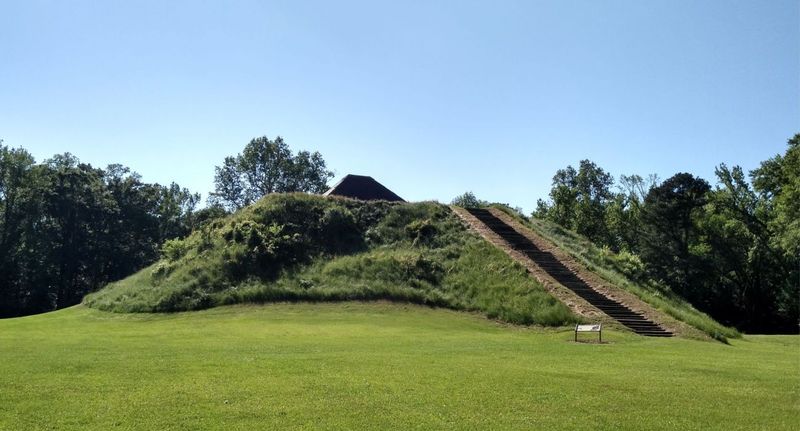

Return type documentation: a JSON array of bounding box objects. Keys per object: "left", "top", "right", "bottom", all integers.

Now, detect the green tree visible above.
[
  {"left": 156, "top": 182, "right": 200, "bottom": 241},
  {"left": 752, "top": 134, "right": 800, "bottom": 257},
  {"left": 36, "top": 154, "right": 115, "bottom": 307},
  {"left": 639, "top": 173, "right": 711, "bottom": 302},
  {"left": 0, "top": 143, "right": 38, "bottom": 315},
  {"left": 451, "top": 191, "right": 486, "bottom": 208},
  {"left": 750, "top": 134, "right": 800, "bottom": 330},
  {"left": 0, "top": 145, "right": 201, "bottom": 317},
  {"left": 533, "top": 138, "right": 799, "bottom": 332},
  {"left": 191, "top": 204, "right": 229, "bottom": 229},
  {"left": 102, "top": 164, "right": 162, "bottom": 281},
  {"left": 538, "top": 160, "right": 615, "bottom": 247},
  {"left": 101, "top": 166, "right": 200, "bottom": 282},
  {"left": 700, "top": 164, "right": 778, "bottom": 329},
  {"left": 605, "top": 174, "right": 658, "bottom": 252},
  {"left": 210, "top": 136, "right": 334, "bottom": 210}
]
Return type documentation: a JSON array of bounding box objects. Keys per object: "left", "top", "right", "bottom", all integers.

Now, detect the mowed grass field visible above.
[{"left": 0, "top": 303, "right": 797, "bottom": 430}]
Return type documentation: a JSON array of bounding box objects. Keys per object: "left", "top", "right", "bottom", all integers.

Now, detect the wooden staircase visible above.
[{"left": 466, "top": 208, "right": 673, "bottom": 337}]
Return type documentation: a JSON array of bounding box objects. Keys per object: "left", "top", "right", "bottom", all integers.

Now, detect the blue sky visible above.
[{"left": 2, "top": 0, "right": 798, "bottom": 212}]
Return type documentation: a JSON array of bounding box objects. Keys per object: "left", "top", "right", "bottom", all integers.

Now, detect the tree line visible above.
[
  {"left": 534, "top": 134, "right": 799, "bottom": 333},
  {"left": 0, "top": 136, "right": 333, "bottom": 317},
  {"left": 3, "top": 132, "right": 795, "bottom": 332}
]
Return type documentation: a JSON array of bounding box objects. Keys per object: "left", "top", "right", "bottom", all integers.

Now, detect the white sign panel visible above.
[{"left": 576, "top": 324, "right": 601, "bottom": 332}]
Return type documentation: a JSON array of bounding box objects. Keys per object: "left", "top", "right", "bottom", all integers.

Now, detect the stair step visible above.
[{"left": 603, "top": 314, "right": 642, "bottom": 319}]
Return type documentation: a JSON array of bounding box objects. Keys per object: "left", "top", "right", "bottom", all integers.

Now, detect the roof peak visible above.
[{"left": 323, "top": 174, "right": 404, "bottom": 202}]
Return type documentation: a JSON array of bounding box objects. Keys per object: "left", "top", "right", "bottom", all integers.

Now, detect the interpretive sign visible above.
[{"left": 575, "top": 323, "right": 602, "bottom": 342}]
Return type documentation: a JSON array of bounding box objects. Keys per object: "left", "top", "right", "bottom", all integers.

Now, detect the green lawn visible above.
[{"left": 0, "top": 303, "right": 797, "bottom": 430}]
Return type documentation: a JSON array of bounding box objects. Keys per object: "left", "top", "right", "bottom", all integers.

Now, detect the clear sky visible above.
[{"left": 2, "top": 0, "right": 798, "bottom": 212}]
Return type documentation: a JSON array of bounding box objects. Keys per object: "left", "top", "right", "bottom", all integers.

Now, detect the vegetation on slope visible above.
[
  {"left": 85, "top": 194, "right": 577, "bottom": 327},
  {"left": 0, "top": 136, "right": 343, "bottom": 319},
  {"left": 490, "top": 205, "right": 740, "bottom": 341},
  {"left": 1, "top": 304, "right": 797, "bottom": 430}
]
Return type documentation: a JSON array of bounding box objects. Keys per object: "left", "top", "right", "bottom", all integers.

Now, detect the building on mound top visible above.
[{"left": 323, "top": 174, "right": 405, "bottom": 202}]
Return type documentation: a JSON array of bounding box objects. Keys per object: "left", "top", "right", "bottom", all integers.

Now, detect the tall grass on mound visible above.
[
  {"left": 85, "top": 194, "right": 578, "bottom": 327},
  {"left": 490, "top": 204, "right": 740, "bottom": 341}
]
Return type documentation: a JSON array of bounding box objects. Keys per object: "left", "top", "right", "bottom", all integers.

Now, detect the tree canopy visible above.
[
  {"left": 534, "top": 135, "right": 800, "bottom": 332},
  {"left": 451, "top": 191, "right": 487, "bottom": 208},
  {"left": 210, "top": 136, "right": 333, "bottom": 211},
  {"left": 535, "top": 160, "right": 615, "bottom": 246},
  {"left": 0, "top": 143, "right": 201, "bottom": 317}
]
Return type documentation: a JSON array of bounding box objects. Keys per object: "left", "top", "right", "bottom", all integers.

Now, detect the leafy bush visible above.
[
  {"left": 319, "top": 206, "right": 363, "bottom": 253},
  {"left": 161, "top": 239, "right": 190, "bottom": 262},
  {"left": 451, "top": 191, "right": 487, "bottom": 208}
]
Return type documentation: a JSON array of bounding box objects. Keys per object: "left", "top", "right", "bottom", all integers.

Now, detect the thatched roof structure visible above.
[{"left": 323, "top": 174, "right": 405, "bottom": 202}]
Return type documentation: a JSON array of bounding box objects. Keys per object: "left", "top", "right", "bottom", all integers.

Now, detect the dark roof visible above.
[{"left": 323, "top": 174, "right": 405, "bottom": 202}]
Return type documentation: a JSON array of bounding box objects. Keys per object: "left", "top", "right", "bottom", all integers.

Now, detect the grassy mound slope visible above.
[
  {"left": 85, "top": 194, "right": 576, "bottom": 326},
  {"left": 490, "top": 205, "right": 740, "bottom": 340},
  {"left": 1, "top": 304, "right": 796, "bottom": 430}
]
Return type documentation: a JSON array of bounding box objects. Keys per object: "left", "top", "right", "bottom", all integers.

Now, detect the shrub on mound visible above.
[{"left": 85, "top": 194, "right": 578, "bottom": 327}]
